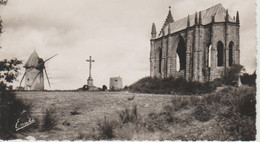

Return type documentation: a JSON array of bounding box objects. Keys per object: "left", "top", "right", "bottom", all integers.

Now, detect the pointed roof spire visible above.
[
  {"left": 166, "top": 6, "right": 174, "bottom": 23},
  {"left": 236, "top": 11, "right": 240, "bottom": 23},
  {"left": 199, "top": 11, "right": 202, "bottom": 24},
  {"left": 151, "top": 23, "right": 157, "bottom": 38},
  {"left": 225, "top": 9, "right": 229, "bottom": 22},
  {"left": 151, "top": 23, "right": 157, "bottom": 34},
  {"left": 159, "top": 6, "right": 174, "bottom": 36},
  {"left": 195, "top": 12, "right": 198, "bottom": 25},
  {"left": 187, "top": 15, "right": 190, "bottom": 27}
]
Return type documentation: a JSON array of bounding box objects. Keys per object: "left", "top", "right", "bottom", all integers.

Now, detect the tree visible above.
[
  {"left": 0, "top": 59, "right": 29, "bottom": 139},
  {"left": 0, "top": 0, "right": 7, "bottom": 34}
]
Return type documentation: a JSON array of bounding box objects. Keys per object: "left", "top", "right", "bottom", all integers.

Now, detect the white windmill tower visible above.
[{"left": 20, "top": 51, "right": 57, "bottom": 91}]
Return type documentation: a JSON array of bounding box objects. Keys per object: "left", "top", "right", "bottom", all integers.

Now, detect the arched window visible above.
[
  {"left": 207, "top": 44, "right": 212, "bottom": 67},
  {"left": 217, "top": 41, "right": 224, "bottom": 66},
  {"left": 229, "top": 42, "right": 234, "bottom": 66},
  {"left": 159, "top": 48, "right": 162, "bottom": 73},
  {"left": 176, "top": 36, "right": 186, "bottom": 71}
]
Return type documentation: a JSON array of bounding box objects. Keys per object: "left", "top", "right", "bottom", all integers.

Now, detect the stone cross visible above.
[{"left": 86, "top": 56, "right": 95, "bottom": 78}]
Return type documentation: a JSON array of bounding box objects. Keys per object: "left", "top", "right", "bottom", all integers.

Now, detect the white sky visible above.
[{"left": 0, "top": 0, "right": 256, "bottom": 90}]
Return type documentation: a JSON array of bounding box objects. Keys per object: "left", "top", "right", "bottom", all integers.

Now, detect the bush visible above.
[
  {"left": 221, "top": 64, "right": 244, "bottom": 86},
  {"left": 117, "top": 105, "right": 138, "bottom": 124},
  {"left": 213, "top": 87, "right": 256, "bottom": 140},
  {"left": 241, "top": 71, "right": 256, "bottom": 86},
  {"left": 144, "top": 112, "right": 171, "bottom": 132},
  {"left": 193, "top": 103, "right": 212, "bottom": 122},
  {"left": 238, "top": 92, "right": 256, "bottom": 117},
  {"left": 102, "top": 85, "right": 107, "bottom": 91},
  {"left": 218, "top": 108, "right": 256, "bottom": 140},
  {"left": 164, "top": 97, "right": 192, "bottom": 112},
  {"left": 42, "top": 108, "right": 58, "bottom": 131},
  {"left": 96, "top": 116, "right": 115, "bottom": 139}
]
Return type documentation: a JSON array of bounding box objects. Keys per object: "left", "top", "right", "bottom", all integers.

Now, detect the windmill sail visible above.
[
  {"left": 44, "top": 68, "right": 51, "bottom": 87},
  {"left": 44, "top": 54, "right": 58, "bottom": 63}
]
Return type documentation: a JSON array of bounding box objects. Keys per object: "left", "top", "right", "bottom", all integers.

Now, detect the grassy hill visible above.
[
  {"left": 128, "top": 77, "right": 222, "bottom": 95},
  {"left": 14, "top": 85, "right": 256, "bottom": 141}
]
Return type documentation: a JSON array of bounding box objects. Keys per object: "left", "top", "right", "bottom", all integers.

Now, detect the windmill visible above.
[{"left": 20, "top": 51, "right": 57, "bottom": 91}]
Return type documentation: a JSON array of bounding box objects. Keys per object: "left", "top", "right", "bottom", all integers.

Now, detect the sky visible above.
[{"left": 0, "top": 0, "right": 256, "bottom": 90}]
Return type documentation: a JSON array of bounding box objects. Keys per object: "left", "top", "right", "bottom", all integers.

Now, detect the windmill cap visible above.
[{"left": 24, "top": 50, "right": 40, "bottom": 68}]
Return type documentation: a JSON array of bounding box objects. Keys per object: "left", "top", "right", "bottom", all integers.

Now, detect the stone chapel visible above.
[{"left": 150, "top": 3, "right": 240, "bottom": 82}]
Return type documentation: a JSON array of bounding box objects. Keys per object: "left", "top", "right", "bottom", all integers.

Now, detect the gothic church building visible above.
[{"left": 150, "top": 3, "right": 240, "bottom": 82}]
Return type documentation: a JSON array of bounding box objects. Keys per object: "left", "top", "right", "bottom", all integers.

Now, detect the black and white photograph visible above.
[{"left": 0, "top": 0, "right": 257, "bottom": 140}]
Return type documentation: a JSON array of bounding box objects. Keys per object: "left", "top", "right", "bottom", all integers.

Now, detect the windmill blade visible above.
[
  {"left": 44, "top": 68, "right": 51, "bottom": 87},
  {"left": 31, "top": 71, "right": 41, "bottom": 87},
  {"left": 19, "top": 72, "right": 27, "bottom": 87},
  {"left": 19, "top": 68, "right": 33, "bottom": 87},
  {"left": 44, "top": 54, "right": 58, "bottom": 63}
]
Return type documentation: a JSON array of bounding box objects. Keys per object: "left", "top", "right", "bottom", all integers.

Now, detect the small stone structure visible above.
[
  {"left": 150, "top": 4, "right": 240, "bottom": 82},
  {"left": 109, "top": 77, "right": 123, "bottom": 90}
]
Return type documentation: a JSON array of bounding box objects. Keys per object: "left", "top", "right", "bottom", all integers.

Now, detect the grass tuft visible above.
[
  {"left": 42, "top": 107, "right": 58, "bottom": 131},
  {"left": 96, "top": 116, "right": 115, "bottom": 139}
]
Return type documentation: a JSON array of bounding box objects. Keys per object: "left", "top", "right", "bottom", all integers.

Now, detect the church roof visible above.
[
  {"left": 159, "top": 3, "right": 236, "bottom": 36},
  {"left": 24, "top": 50, "right": 40, "bottom": 68}
]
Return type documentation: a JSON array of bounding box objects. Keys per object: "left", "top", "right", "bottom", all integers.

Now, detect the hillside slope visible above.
[{"left": 15, "top": 86, "right": 255, "bottom": 140}]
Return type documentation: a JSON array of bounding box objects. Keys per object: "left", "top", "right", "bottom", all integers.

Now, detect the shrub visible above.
[
  {"left": 241, "top": 71, "right": 256, "bottom": 86},
  {"left": 102, "top": 85, "right": 107, "bottom": 91},
  {"left": 193, "top": 103, "right": 212, "bottom": 122},
  {"left": 96, "top": 116, "right": 115, "bottom": 139},
  {"left": 238, "top": 92, "right": 256, "bottom": 117},
  {"left": 214, "top": 87, "right": 256, "bottom": 140},
  {"left": 164, "top": 97, "right": 191, "bottom": 112},
  {"left": 221, "top": 64, "right": 244, "bottom": 86},
  {"left": 144, "top": 112, "right": 170, "bottom": 132},
  {"left": 42, "top": 108, "right": 58, "bottom": 131},
  {"left": 218, "top": 107, "right": 256, "bottom": 140},
  {"left": 117, "top": 105, "right": 138, "bottom": 124}
]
